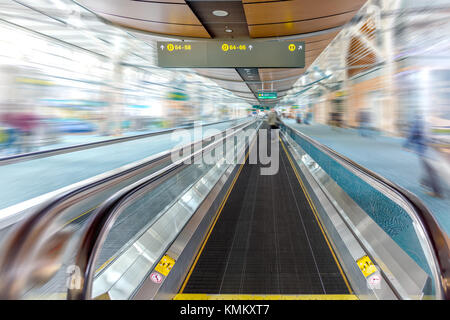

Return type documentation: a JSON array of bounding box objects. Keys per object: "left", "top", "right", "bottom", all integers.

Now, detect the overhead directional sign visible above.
[
  {"left": 257, "top": 92, "right": 277, "bottom": 99},
  {"left": 157, "top": 41, "right": 305, "bottom": 68}
]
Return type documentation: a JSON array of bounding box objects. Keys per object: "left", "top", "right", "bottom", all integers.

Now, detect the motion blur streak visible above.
[
  {"left": 0, "top": 0, "right": 449, "bottom": 300},
  {"left": 281, "top": 0, "right": 450, "bottom": 207},
  {"left": 0, "top": 0, "right": 248, "bottom": 157}
]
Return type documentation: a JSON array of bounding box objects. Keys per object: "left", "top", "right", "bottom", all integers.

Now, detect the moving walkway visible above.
[
  {"left": 0, "top": 117, "right": 247, "bottom": 233},
  {"left": 0, "top": 118, "right": 243, "bottom": 166},
  {"left": 0, "top": 119, "right": 448, "bottom": 300},
  {"left": 178, "top": 125, "right": 352, "bottom": 298}
]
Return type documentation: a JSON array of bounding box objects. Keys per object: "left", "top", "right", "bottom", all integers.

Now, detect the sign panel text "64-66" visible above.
[{"left": 157, "top": 41, "right": 305, "bottom": 68}]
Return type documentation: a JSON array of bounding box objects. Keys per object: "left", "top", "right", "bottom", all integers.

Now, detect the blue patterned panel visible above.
[{"left": 283, "top": 126, "right": 431, "bottom": 276}]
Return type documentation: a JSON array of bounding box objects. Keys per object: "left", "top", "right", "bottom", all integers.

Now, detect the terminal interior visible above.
[{"left": 0, "top": 0, "right": 449, "bottom": 300}]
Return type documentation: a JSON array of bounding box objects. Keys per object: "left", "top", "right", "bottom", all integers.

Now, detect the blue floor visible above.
[
  {"left": 0, "top": 120, "right": 244, "bottom": 210},
  {"left": 285, "top": 119, "right": 450, "bottom": 235}
]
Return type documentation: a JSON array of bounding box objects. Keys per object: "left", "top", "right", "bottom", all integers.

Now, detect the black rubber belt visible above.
[{"left": 182, "top": 124, "right": 350, "bottom": 294}]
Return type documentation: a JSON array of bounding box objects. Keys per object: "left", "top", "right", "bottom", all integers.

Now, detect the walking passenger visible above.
[
  {"left": 268, "top": 108, "right": 282, "bottom": 130},
  {"left": 404, "top": 114, "right": 444, "bottom": 198},
  {"left": 358, "top": 108, "right": 371, "bottom": 137}
]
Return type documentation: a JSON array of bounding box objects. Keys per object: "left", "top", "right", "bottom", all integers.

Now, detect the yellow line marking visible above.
[
  {"left": 179, "top": 140, "right": 255, "bottom": 294},
  {"left": 62, "top": 205, "right": 98, "bottom": 228},
  {"left": 174, "top": 294, "right": 358, "bottom": 300},
  {"left": 63, "top": 205, "right": 117, "bottom": 273},
  {"left": 280, "top": 137, "right": 353, "bottom": 294},
  {"left": 95, "top": 255, "right": 116, "bottom": 273}
]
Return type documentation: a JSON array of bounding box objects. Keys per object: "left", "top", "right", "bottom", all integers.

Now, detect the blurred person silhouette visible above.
[
  {"left": 329, "top": 111, "right": 343, "bottom": 130},
  {"left": 357, "top": 108, "right": 371, "bottom": 137},
  {"left": 304, "top": 110, "right": 312, "bottom": 125},
  {"left": 268, "top": 108, "right": 282, "bottom": 130},
  {"left": 404, "top": 113, "right": 444, "bottom": 198},
  {"left": 268, "top": 108, "right": 282, "bottom": 142},
  {"left": 1, "top": 112, "right": 19, "bottom": 154},
  {"left": 0, "top": 123, "right": 18, "bottom": 155},
  {"left": 1, "top": 111, "right": 39, "bottom": 154}
]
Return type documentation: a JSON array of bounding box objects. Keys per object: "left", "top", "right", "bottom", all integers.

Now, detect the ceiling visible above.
[{"left": 76, "top": 0, "right": 368, "bottom": 105}]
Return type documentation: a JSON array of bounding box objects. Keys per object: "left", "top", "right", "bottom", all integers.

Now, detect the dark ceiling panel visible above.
[
  {"left": 194, "top": 68, "right": 243, "bottom": 81},
  {"left": 236, "top": 67, "right": 261, "bottom": 101},
  {"left": 186, "top": 0, "right": 249, "bottom": 39}
]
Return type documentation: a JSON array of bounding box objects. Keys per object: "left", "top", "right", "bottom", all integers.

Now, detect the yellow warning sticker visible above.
[
  {"left": 357, "top": 255, "right": 377, "bottom": 277},
  {"left": 155, "top": 255, "right": 176, "bottom": 276}
]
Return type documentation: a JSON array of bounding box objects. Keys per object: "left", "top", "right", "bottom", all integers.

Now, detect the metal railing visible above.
[
  {"left": 0, "top": 118, "right": 256, "bottom": 299},
  {"left": 282, "top": 123, "right": 449, "bottom": 300},
  {"left": 0, "top": 117, "right": 248, "bottom": 166},
  {"left": 66, "top": 120, "right": 260, "bottom": 299}
]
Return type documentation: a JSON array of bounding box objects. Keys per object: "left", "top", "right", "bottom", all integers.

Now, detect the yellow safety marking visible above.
[
  {"left": 95, "top": 255, "right": 117, "bottom": 273},
  {"left": 63, "top": 206, "right": 116, "bottom": 274},
  {"left": 62, "top": 205, "right": 98, "bottom": 228},
  {"left": 179, "top": 139, "right": 256, "bottom": 293},
  {"left": 174, "top": 294, "right": 358, "bottom": 300},
  {"left": 93, "top": 292, "right": 111, "bottom": 300},
  {"left": 155, "top": 254, "right": 176, "bottom": 276},
  {"left": 24, "top": 292, "right": 67, "bottom": 300},
  {"left": 357, "top": 255, "right": 377, "bottom": 278},
  {"left": 16, "top": 77, "right": 53, "bottom": 86},
  {"left": 65, "top": 134, "right": 256, "bottom": 279},
  {"left": 280, "top": 138, "right": 353, "bottom": 294}
]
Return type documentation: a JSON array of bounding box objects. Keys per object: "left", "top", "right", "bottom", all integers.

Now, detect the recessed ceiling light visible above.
[{"left": 212, "top": 10, "right": 229, "bottom": 17}]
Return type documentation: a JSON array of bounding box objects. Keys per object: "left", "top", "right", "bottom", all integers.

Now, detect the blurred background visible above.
[
  {"left": 279, "top": 0, "right": 450, "bottom": 154},
  {"left": 0, "top": 0, "right": 251, "bottom": 156},
  {"left": 0, "top": 0, "right": 449, "bottom": 201},
  {"left": 276, "top": 0, "right": 450, "bottom": 204},
  {"left": 0, "top": 0, "right": 448, "bottom": 301}
]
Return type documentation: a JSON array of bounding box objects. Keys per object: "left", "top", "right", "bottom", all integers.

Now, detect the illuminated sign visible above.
[
  {"left": 167, "top": 91, "right": 189, "bottom": 101},
  {"left": 157, "top": 41, "right": 305, "bottom": 68},
  {"left": 257, "top": 92, "right": 277, "bottom": 99},
  {"left": 166, "top": 43, "right": 192, "bottom": 51},
  {"left": 253, "top": 105, "right": 270, "bottom": 110}
]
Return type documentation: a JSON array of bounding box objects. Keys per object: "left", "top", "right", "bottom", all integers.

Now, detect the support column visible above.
[{"left": 381, "top": 0, "right": 401, "bottom": 135}]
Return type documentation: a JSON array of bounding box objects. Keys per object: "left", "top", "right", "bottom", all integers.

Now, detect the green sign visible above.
[
  {"left": 157, "top": 41, "right": 305, "bottom": 68},
  {"left": 253, "top": 105, "right": 270, "bottom": 110},
  {"left": 257, "top": 92, "right": 277, "bottom": 99},
  {"left": 167, "top": 91, "right": 189, "bottom": 101}
]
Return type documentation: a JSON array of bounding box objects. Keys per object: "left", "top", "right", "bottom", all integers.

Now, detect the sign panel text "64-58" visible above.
[{"left": 157, "top": 41, "right": 305, "bottom": 68}]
